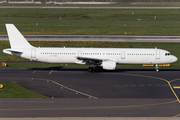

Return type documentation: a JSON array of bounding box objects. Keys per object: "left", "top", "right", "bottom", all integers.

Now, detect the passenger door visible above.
[
  {"left": 31, "top": 49, "right": 37, "bottom": 61},
  {"left": 156, "top": 50, "right": 160, "bottom": 59},
  {"left": 121, "top": 51, "right": 125, "bottom": 59},
  {"left": 31, "top": 49, "right": 36, "bottom": 59},
  {"left": 78, "top": 51, "right": 82, "bottom": 57}
]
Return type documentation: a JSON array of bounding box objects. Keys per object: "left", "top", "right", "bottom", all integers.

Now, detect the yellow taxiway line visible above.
[{"left": 173, "top": 86, "right": 180, "bottom": 89}]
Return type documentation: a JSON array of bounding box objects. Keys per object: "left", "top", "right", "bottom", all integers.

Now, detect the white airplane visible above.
[{"left": 3, "top": 24, "right": 178, "bottom": 72}]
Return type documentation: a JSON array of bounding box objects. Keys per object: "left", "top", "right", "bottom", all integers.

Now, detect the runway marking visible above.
[
  {"left": 166, "top": 81, "right": 180, "bottom": 103},
  {"left": 1, "top": 77, "right": 98, "bottom": 99},
  {"left": 115, "top": 73, "right": 180, "bottom": 104},
  {"left": 36, "top": 78, "right": 98, "bottom": 99},
  {"left": 32, "top": 70, "right": 36, "bottom": 74},
  {"left": 49, "top": 69, "right": 53, "bottom": 74},
  {"left": 171, "top": 113, "right": 180, "bottom": 118},
  {"left": 170, "top": 78, "right": 180, "bottom": 83},
  {"left": 0, "top": 100, "right": 177, "bottom": 111},
  {"left": 157, "top": 113, "right": 180, "bottom": 120},
  {"left": 49, "top": 80, "right": 97, "bottom": 99},
  {"left": 173, "top": 86, "right": 180, "bottom": 89}
]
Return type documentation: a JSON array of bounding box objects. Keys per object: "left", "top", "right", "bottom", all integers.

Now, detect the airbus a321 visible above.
[{"left": 3, "top": 24, "right": 178, "bottom": 72}]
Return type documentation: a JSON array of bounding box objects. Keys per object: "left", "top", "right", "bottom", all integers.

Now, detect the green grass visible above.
[
  {"left": 0, "top": 8, "right": 180, "bottom": 35},
  {"left": 0, "top": 82, "right": 49, "bottom": 98},
  {"left": 4, "top": 62, "right": 179, "bottom": 69}
]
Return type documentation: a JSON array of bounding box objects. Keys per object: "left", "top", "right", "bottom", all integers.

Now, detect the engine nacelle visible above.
[{"left": 102, "top": 61, "right": 116, "bottom": 70}]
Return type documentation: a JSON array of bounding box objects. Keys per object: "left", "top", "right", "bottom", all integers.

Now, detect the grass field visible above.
[
  {"left": 0, "top": 82, "right": 48, "bottom": 98},
  {"left": 4, "top": 62, "right": 180, "bottom": 69},
  {"left": 0, "top": 8, "right": 180, "bottom": 35}
]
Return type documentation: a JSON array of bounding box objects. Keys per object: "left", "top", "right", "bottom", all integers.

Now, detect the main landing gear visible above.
[
  {"left": 88, "top": 66, "right": 94, "bottom": 72},
  {"left": 155, "top": 64, "right": 159, "bottom": 72}
]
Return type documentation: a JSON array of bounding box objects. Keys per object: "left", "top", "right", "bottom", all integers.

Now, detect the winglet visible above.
[{"left": 5, "top": 24, "right": 34, "bottom": 49}]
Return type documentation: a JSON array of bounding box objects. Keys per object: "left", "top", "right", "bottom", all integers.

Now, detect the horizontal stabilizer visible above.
[{"left": 3, "top": 49, "right": 23, "bottom": 54}]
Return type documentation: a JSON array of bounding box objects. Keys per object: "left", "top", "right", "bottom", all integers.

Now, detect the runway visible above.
[
  {"left": 1, "top": 6, "right": 180, "bottom": 9},
  {"left": 1, "top": 35, "right": 180, "bottom": 42},
  {"left": 1, "top": 68, "right": 180, "bottom": 118}
]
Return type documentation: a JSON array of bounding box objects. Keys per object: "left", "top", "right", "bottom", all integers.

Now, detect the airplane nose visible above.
[
  {"left": 174, "top": 56, "right": 178, "bottom": 62},
  {"left": 169, "top": 56, "right": 178, "bottom": 63}
]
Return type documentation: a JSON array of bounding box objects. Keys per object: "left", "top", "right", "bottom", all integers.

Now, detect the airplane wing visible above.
[
  {"left": 76, "top": 56, "right": 103, "bottom": 65},
  {"left": 76, "top": 56, "right": 117, "bottom": 70}
]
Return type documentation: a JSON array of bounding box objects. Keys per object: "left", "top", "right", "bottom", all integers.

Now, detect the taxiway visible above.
[{"left": 1, "top": 68, "right": 180, "bottom": 118}]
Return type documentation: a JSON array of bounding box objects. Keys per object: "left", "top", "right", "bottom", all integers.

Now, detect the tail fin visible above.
[{"left": 5, "top": 24, "right": 34, "bottom": 49}]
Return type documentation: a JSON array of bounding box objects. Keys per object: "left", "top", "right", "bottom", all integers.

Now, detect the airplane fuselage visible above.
[{"left": 4, "top": 47, "right": 177, "bottom": 65}]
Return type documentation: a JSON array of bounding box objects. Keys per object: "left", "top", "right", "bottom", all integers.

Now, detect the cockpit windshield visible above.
[{"left": 165, "top": 53, "right": 172, "bottom": 56}]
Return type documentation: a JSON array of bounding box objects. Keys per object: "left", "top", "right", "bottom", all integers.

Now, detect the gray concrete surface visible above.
[
  {"left": 1, "top": 35, "right": 180, "bottom": 43},
  {"left": 1, "top": 6, "right": 180, "bottom": 9},
  {"left": 0, "top": 117, "right": 180, "bottom": 120}
]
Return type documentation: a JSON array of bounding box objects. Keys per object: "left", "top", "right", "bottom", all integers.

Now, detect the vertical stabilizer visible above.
[{"left": 5, "top": 24, "right": 34, "bottom": 49}]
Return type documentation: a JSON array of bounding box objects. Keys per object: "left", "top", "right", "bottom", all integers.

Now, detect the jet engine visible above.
[{"left": 102, "top": 61, "right": 116, "bottom": 70}]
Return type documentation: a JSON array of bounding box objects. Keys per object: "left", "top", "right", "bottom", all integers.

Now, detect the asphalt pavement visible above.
[
  {"left": 1, "top": 35, "right": 180, "bottom": 43},
  {"left": 1, "top": 6, "right": 180, "bottom": 9},
  {"left": 1, "top": 68, "right": 180, "bottom": 118}
]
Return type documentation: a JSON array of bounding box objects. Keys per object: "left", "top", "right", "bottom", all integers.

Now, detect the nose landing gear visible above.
[{"left": 155, "top": 64, "right": 159, "bottom": 72}]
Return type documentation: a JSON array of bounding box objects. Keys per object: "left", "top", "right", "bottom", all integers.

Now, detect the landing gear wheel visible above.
[
  {"left": 155, "top": 64, "right": 159, "bottom": 72},
  {"left": 88, "top": 67, "right": 93, "bottom": 72}
]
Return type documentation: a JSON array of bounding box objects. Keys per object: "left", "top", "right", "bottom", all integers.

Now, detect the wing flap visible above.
[
  {"left": 76, "top": 56, "right": 103, "bottom": 65},
  {"left": 76, "top": 56, "right": 102, "bottom": 61}
]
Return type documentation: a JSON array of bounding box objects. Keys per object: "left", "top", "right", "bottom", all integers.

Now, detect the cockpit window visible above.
[{"left": 165, "top": 53, "right": 172, "bottom": 56}]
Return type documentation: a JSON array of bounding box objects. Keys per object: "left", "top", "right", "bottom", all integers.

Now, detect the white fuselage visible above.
[{"left": 4, "top": 47, "right": 177, "bottom": 65}]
